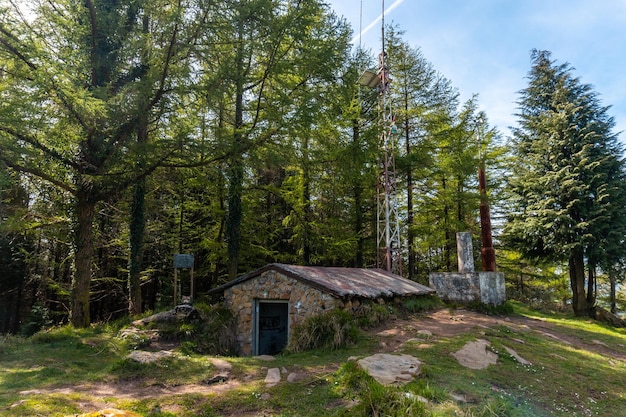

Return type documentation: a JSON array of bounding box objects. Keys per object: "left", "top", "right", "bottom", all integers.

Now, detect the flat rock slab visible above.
[
  {"left": 452, "top": 339, "right": 497, "bottom": 369},
  {"left": 357, "top": 353, "right": 421, "bottom": 385},
  {"left": 128, "top": 350, "right": 174, "bottom": 364}
]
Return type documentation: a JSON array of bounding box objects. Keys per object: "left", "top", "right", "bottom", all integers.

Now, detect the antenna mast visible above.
[{"left": 375, "top": 0, "right": 402, "bottom": 274}]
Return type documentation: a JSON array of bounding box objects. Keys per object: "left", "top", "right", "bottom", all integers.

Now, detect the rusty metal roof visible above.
[{"left": 210, "top": 263, "right": 435, "bottom": 299}]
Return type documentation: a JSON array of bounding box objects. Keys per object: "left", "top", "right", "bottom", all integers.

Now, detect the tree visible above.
[
  {"left": 385, "top": 27, "right": 460, "bottom": 279},
  {"left": 504, "top": 50, "right": 626, "bottom": 316},
  {"left": 0, "top": 0, "right": 206, "bottom": 326},
  {"left": 196, "top": 0, "right": 352, "bottom": 278}
]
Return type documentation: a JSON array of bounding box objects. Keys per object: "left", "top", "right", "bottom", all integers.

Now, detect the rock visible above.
[
  {"left": 128, "top": 350, "right": 173, "bottom": 364},
  {"left": 265, "top": 368, "right": 281, "bottom": 386},
  {"left": 357, "top": 353, "right": 421, "bottom": 385},
  {"left": 593, "top": 307, "right": 626, "bottom": 327},
  {"left": 287, "top": 372, "right": 303, "bottom": 383},
  {"left": 503, "top": 346, "right": 531, "bottom": 365},
  {"left": 404, "top": 392, "right": 429, "bottom": 404},
  {"left": 254, "top": 355, "right": 276, "bottom": 361},
  {"left": 451, "top": 339, "right": 497, "bottom": 369},
  {"left": 260, "top": 393, "right": 271, "bottom": 400},
  {"left": 450, "top": 393, "right": 468, "bottom": 403},
  {"left": 209, "top": 358, "right": 233, "bottom": 373},
  {"left": 131, "top": 305, "right": 199, "bottom": 326},
  {"left": 204, "top": 375, "right": 228, "bottom": 384},
  {"left": 417, "top": 329, "right": 433, "bottom": 338}
]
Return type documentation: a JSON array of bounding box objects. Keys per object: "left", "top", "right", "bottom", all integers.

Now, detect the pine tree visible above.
[{"left": 505, "top": 50, "right": 626, "bottom": 316}]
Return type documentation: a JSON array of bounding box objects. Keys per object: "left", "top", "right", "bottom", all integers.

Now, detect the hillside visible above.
[{"left": 1, "top": 303, "right": 625, "bottom": 416}]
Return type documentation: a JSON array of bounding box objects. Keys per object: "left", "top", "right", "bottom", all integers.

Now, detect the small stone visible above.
[
  {"left": 450, "top": 393, "right": 468, "bottom": 403},
  {"left": 287, "top": 372, "right": 299, "bottom": 383},
  {"left": 255, "top": 355, "right": 275, "bottom": 361},
  {"left": 503, "top": 346, "right": 531, "bottom": 365},
  {"left": 260, "top": 393, "right": 271, "bottom": 400},
  {"left": 265, "top": 368, "right": 281, "bottom": 386},
  {"left": 417, "top": 329, "right": 433, "bottom": 338}
]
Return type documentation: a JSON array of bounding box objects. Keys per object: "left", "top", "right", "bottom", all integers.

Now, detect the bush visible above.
[
  {"left": 401, "top": 295, "right": 443, "bottom": 314},
  {"left": 20, "top": 304, "right": 53, "bottom": 337},
  {"left": 352, "top": 302, "right": 392, "bottom": 328},
  {"left": 287, "top": 309, "right": 359, "bottom": 353},
  {"left": 183, "top": 304, "right": 238, "bottom": 355}
]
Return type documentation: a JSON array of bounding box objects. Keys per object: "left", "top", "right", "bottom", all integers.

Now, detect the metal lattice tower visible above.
[
  {"left": 375, "top": 48, "right": 402, "bottom": 275},
  {"left": 357, "top": 0, "right": 402, "bottom": 274}
]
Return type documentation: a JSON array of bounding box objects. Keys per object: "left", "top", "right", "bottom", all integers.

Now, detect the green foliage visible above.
[
  {"left": 401, "top": 295, "right": 444, "bottom": 314},
  {"left": 352, "top": 302, "right": 394, "bottom": 328},
  {"left": 287, "top": 309, "right": 360, "bottom": 353},
  {"left": 504, "top": 49, "right": 626, "bottom": 315},
  {"left": 181, "top": 304, "right": 238, "bottom": 356},
  {"left": 466, "top": 301, "right": 515, "bottom": 316},
  {"left": 20, "top": 304, "right": 53, "bottom": 336}
]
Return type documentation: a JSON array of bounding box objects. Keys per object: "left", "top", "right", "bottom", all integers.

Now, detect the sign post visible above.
[{"left": 173, "top": 254, "right": 194, "bottom": 305}]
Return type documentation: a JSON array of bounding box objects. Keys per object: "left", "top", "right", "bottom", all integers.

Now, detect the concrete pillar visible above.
[{"left": 456, "top": 232, "right": 474, "bottom": 273}]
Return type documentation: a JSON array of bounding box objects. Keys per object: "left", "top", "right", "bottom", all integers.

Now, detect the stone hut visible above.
[{"left": 210, "top": 263, "right": 435, "bottom": 356}]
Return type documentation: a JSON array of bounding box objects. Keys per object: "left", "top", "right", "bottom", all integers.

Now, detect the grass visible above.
[{"left": 1, "top": 303, "right": 625, "bottom": 416}]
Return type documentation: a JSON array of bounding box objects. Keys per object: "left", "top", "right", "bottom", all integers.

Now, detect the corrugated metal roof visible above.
[{"left": 210, "top": 263, "right": 436, "bottom": 299}]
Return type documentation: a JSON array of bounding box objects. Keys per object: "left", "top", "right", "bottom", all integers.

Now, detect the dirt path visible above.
[{"left": 371, "top": 309, "right": 626, "bottom": 362}]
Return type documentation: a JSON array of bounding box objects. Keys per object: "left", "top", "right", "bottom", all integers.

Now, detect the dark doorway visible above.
[{"left": 257, "top": 301, "right": 289, "bottom": 355}]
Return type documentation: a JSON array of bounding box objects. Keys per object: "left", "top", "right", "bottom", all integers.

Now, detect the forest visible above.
[{"left": 1, "top": 0, "right": 625, "bottom": 333}]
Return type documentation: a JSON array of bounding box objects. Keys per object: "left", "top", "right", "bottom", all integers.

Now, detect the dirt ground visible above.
[
  {"left": 370, "top": 308, "right": 626, "bottom": 362},
  {"left": 19, "top": 308, "right": 626, "bottom": 415}
]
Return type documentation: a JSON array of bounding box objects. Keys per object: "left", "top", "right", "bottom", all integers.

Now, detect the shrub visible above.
[
  {"left": 20, "top": 304, "right": 53, "bottom": 336},
  {"left": 287, "top": 309, "right": 359, "bottom": 353},
  {"left": 184, "top": 304, "right": 238, "bottom": 355},
  {"left": 401, "top": 295, "right": 443, "bottom": 314}
]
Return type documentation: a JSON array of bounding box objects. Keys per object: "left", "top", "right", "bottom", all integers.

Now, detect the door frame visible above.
[{"left": 253, "top": 299, "right": 289, "bottom": 356}]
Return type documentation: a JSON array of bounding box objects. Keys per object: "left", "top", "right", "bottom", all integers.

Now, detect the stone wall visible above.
[
  {"left": 224, "top": 270, "right": 343, "bottom": 355},
  {"left": 428, "top": 271, "right": 506, "bottom": 306}
]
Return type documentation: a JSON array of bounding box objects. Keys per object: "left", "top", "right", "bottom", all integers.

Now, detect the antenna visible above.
[{"left": 357, "top": 0, "right": 403, "bottom": 275}]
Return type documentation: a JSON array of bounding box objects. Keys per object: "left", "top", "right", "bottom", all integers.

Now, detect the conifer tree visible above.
[{"left": 505, "top": 50, "right": 626, "bottom": 316}]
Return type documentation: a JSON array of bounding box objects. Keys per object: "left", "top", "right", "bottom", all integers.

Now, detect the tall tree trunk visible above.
[
  {"left": 586, "top": 263, "right": 596, "bottom": 308},
  {"left": 609, "top": 269, "right": 617, "bottom": 314},
  {"left": 302, "top": 134, "right": 312, "bottom": 265},
  {"left": 227, "top": 162, "right": 243, "bottom": 280},
  {"left": 569, "top": 247, "right": 588, "bottom": 316},
  {"left": 71, "top": 185, "right": 96, "bottom": 327},
  {"left": 227, "top": 22, "right": 245, "bottom": 280},
  {"left": 128, "top": 175, "right": 146, "bottom": 315},
  {"left": 128, "top": 15, "right": 150, "bottom": 316},
  {"left": 351, "top": 119, "right": 364, "bottom": 267},
  {"left": 442, "top": 176, "right": 451, "bottom": 271},
  {"left": 404, "top": 102, "right": 414, "bottom": 280}
]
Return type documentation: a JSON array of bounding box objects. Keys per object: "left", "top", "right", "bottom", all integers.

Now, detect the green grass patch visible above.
[{"left": 1, "top": 304, "right": 625, "bottom": 416}]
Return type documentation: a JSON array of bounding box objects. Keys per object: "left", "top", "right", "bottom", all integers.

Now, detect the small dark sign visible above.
[{"left": 173, "top": 254, "right": 194, "bottom": 269}]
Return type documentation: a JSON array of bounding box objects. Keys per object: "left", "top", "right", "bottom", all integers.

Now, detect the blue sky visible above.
[{"left": 327, "top": 0, "right": 626, "bottom": 143}]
